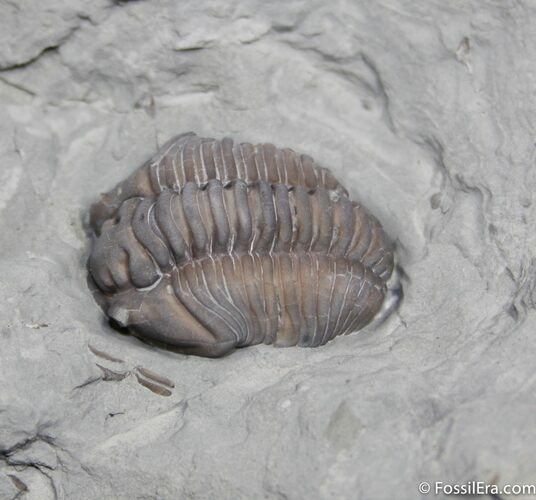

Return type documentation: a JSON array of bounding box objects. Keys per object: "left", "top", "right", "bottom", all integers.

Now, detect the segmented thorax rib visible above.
[
  {"left": 90, "top": 133, "right": 348, "bottom": 234},
  {"left": 88, "top": 133, "right": 394, "bottom": 357}
]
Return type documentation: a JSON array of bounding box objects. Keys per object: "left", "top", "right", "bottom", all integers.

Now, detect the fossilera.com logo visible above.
[{"left": 418, "top": 481, "right": 536, "bottom": 496}]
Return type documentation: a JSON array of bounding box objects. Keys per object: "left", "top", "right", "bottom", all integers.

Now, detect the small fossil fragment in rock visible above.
[
  {"left": 88, "top": 343, "right": 124, "bottom": 363},
  {"left": 8, "top": 475, "right": 28, "bottom": 493},
  {"left": 136, "top": 366, "right": 175, "bottom": 388},
  {"left": 135, "top": 374, "right": 173, "bottom": 397},
  {"left": 95, "top": 363, "right": 128, "bottom": 382},
  {"left": 87, "top": 132, "right": 394, "bottom": 357}
]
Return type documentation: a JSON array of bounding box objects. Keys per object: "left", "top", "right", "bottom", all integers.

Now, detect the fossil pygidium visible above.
[{"left": 88, "top": 132, "right": 394, "bottom": 357}]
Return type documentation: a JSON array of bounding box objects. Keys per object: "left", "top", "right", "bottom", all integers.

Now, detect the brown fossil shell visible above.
[{"left": 88, "top": 132, "right": 394, "bottom": 357}]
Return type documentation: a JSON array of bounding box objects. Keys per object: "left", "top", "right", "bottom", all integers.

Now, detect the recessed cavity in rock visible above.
[{"left": 88, "top": 132, "right": 394, "bottom": 357}]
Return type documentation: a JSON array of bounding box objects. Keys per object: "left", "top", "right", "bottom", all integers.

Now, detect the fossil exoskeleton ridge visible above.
[{"left": 88, "top": 132, "right": 394, "bottom": 357}]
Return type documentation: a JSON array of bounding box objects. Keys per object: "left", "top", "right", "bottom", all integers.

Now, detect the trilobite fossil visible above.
[{"left": 88, "top": 132, "right": 394, "bottom": 357}]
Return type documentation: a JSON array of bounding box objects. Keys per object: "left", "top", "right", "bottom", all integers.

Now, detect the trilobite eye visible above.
[{"left": 88, "top": 132, "right": 394, "bottom": 357}]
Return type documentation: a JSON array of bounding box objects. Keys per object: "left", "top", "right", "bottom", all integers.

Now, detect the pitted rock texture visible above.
[
  {"left": 88, "top": 133, "right": 393, "bottom": 356},
  {"left": 1, "top": 1, "right": 536, "bottom": 499}
]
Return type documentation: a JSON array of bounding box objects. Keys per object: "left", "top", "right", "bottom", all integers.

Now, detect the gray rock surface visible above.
[{"left": 1, "top": 1, "right": 535, "bottom": 499}]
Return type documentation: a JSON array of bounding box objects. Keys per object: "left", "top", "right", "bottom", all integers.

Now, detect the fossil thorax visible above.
[{"left": 88, "top": 132, "right": 394, "bottom": 357}]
